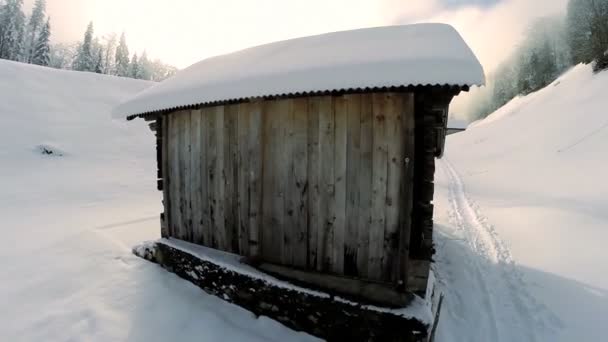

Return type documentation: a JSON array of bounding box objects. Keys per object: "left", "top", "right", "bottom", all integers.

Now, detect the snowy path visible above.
[{"left": 434, "top": 158, "right": 559, "bottom": 342}]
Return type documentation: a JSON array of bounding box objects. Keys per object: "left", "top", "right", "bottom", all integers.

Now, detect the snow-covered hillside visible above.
[
  {"left": 0, "top": 60, "right": 316, "bottom": 342},
  {"left": 435, "top": 64, "right": 608, "bottom": 342},
  {"left": 2, "top": 59, "right": 606, "bottom": 342}
]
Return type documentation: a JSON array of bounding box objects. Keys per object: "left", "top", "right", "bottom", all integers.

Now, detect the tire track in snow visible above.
[{"left": 439, "top": 158, "right": 558, "bottom": 342}]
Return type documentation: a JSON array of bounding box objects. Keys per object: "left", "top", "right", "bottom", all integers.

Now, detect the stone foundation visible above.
[{"left": 134, "top": 240, "right": 434, "bottom": 342}]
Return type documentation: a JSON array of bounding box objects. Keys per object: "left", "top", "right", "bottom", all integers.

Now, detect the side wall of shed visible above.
[{"left": 159, "top": 92, "right": 416, "bottom": 284}]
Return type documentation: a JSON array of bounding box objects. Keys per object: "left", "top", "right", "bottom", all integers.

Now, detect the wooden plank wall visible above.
[{"left": 164, "top": 92, "right": 415, "bottom": 283}]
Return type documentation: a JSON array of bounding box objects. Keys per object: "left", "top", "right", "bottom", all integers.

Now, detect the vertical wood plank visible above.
[
  {"left": 306, "top": 97, "right": 321, "bottom": 269},
  {"left": 344, "top": 94, "right": 361, "bottom": 276},
  {"left": 180, "top": 111, "right": 192, "bottom": 241},
  {"left": 283, "top": 99, "right": 296, "bottom": 265},
  {"left": 161, "top": 116, "right": 171, "bottom": 238},
  {"left": 207, "top": 107, "right": 219, "bottom": 248},
  {"left": 248, "top": 100, "right": 263, "bottom": 257},
  {"left": 224, "top": 104, "right": 239, "bottom": 252},
  {"left": 237, "top": 102, "right": 250, "bottom": 255},
  {"left": 384, "top": 93, "right": 404, "bottom": 282},
  {"left": 398, "top": 93, "right": 415, "bottom": 286},
  {"left": 332, "top": 95, "right": 348, "bottom": 274},
  {"left": 214, "top": 106, "right": 226, "bottom": 250},
  {"left": 357, "top": 94, "right": 373, "bottom": 278},
  {"left": 317, "top": 96, "right": 335, "bottom": 272},
  {"left": 168, "top": 113, "right": 181, "bottom": 238},
  {"left": 369, "top": 94, "right": 389, "bottom": 280},
  {"left": 261, "top": 100, "right": 286, "bottom": 263},
  {"left": 291, "top": 98, "right": 309, "bottom": 268},
  {"left": 199, "top": 108, "right": 210, "bottom": 246},
  {"left": 190, "top": 110, "right": 203, "bottom": 244}
]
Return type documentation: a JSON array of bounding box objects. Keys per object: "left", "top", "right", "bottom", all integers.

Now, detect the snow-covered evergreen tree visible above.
[
  {"left": 94, "top": 48, "right": 103, "bottom": 73},
  {"left": 101, "top": 33, "right": 117, "bottom": 75},
  {"left": 138, "top": 50, "right": 152, "bottom": 80},
  {"left": 48, "top": 42, "right": 76, "bottom": 69},
  {"left": 31, "top": 17, "right": 49, "bottom": 66},
  {"left": 567, "top": 0, "right": 608, "bottom": 70},
  {"left": 73, "top": 21, "right": 94, "bottom": 71},
  {"left": 24, "top": 0, "right": 45, "bottom": 63},
  {"left": 115, "top": 32, "right": 130, "bottom": 77},
  {"left": 129, "top": 52, "right": 139, "bottom": 78},
  {"left": 0, "top": 0, "right": 26, "bottom": 61}
]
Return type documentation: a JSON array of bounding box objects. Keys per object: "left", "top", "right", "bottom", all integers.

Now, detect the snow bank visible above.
[
  {"left": 434, "top": 64, "right": 608, "bottom": 342},
  {"left": 0, "top": 60, "right": 317, "bottom": 342},
  {"left": 114, "top": 23, "right": 484, "bottom": 118}
]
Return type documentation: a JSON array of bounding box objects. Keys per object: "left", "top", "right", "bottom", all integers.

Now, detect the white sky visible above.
[{"left": 25, "top": 0, "right": 568, "bottom": 70}]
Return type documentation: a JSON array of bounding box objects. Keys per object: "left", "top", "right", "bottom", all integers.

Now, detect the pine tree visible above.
[
  {"left": 101, "top": 33, "right": 117, "bottom": 75},
  {"left": 73, "top": 21, "right": 94, "bottom": 71},
  {"left": 129, "top": 52, "right": 139, "bottom": 78},
  {"left": 24, "top": 0, "right": 45, "bottom": 63},
  {"left": 115, "top": 32, "right": 130, "bottom": 77},
  {"left": 0, "top": 0, "right": 26, "bottom": 61},
  {"left": 567, "top": 0, "right": 608, "bottom": 70},
  {"left": 138, "top": 50, "right": 152, "bottom": 80},
  {"left": 31, "top": 17, "right": 49, "bottom": 66},
  {"left": 94, "top": 49, "right": 103, "bottom": 73}
]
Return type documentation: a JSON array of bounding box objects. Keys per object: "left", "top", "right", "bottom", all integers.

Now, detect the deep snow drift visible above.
[
  {"left": 0, "top": 60, "right": 315, "bottom": 342},
  {"left": 434, "top": 64, "right": 608, "bottom": 342}
]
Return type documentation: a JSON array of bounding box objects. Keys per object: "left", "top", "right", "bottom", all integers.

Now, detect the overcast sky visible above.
[{"left": 23, "top": 0, "right": 568, "bottom": 71}]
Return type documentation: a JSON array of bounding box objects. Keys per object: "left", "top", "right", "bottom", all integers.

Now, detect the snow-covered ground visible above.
[
  {"left": 2, "top": 59, "right": 607, "bottom": 342},
  {"left": 0, "top": 60, "right": 316, "bottom": 342},
  {"left": 434, "top": 64, "right": 608, "bottom": 342}
]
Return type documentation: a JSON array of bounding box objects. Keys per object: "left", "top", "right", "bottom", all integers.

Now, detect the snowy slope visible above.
[
  {"left": 0, "top": 60, "right": 316, "bottom": 342},
  {"left": 434, "top": 64, "right": 608, "bottom": 342}
]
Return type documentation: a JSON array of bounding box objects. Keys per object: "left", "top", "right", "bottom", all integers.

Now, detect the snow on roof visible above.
[{"left": 114, "top": 23, "right": 485, "bottom": 119}]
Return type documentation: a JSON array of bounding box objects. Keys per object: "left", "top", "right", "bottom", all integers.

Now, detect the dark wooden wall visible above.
[{"left": 160, "top": 92, "right": 417, "bottom": 284}]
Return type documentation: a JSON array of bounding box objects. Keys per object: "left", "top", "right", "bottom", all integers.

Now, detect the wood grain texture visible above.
[
  {"left": 247, "top": 101, "right": 263, "bottom": 257},
  {"left": 356, "top": 94, "right": 373, "bottom": 278},
  {"left": 369, "top": 94, "right": 388, "bottom": 280},
  {"left": 292, "top": 98, "right": 309, "bottom": 268},
  {"left": 317, "top": 96, "right": 335, "bottom": 272},
  {"left": 344, "top": 94, "right": 361, "bottom": 276},
  {"left": 332, "top": 95, "right": 348, "bottom": 274},
  {"left": 214, "top": 106, "right": 226, "bottom": 250},
  {"left": 159, "top": 92, "right": 422, "bottom": 288},
  {"left": 399, "top": 93, "right": 415, "bottom": 286},
  {"left": 168, "top": 114, "right": 180, "bottom": 238},
  {"left": 190, "top": 110, "right": 203, "bottom": 244},
  {"left": 306, "top": 97, "right": 322, "bottom": 269},
  {"left": 237, "top": 102, "right": 250, "bottom": 255},
  {"left": 261, "top": 100, "right": 285, "bottom": 263},
  {"left": 384, "top": 94, "right": 403, "bottom": 282},
  {"left": 225, "top": 104, "right": 239, "bottom": 252},
  {"left": 199, "top": 108, "right": 210, "bottom": 246},
  {"left": 181, "top": 111, "right": 192, "bottom": 241},
  {"left": 161, "top": 116, "right": 171, "bottom": 238},
  {"left": 282, "top": 99, "right": 295, "bottom": 265},
  {"left": 206, "top": 107, "right": 219, "bottom": 248}
]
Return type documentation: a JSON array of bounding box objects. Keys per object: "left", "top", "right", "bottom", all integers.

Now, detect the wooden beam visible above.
[{"left": 256, "top": 262, "right": 412, "bottom": 308}]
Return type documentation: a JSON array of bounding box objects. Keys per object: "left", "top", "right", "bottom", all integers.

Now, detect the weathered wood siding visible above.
[{"left": 163, "top": 92, "right": 415, "bottom": 283}]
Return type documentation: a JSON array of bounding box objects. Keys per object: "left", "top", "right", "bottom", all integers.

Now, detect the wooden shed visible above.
[{"left": 116, "top": 23, "right": 484, "bottom": 340}]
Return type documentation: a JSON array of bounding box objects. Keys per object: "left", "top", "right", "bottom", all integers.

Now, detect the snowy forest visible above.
[
  {"left": 0, "top": 0, "right": 177, "bottom": 81},
  {"left": 468, "top": 0, "right": 608, "bottom": 119}
]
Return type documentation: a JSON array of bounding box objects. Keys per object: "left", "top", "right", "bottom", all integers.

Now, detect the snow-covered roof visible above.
[{"left": 114, "top": 23, "right": 485, "bottom": 119}]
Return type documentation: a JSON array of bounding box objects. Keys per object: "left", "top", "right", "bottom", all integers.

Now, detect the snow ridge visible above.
[{"left": 439, "top": 158, "right": 561, "bottom": 342}]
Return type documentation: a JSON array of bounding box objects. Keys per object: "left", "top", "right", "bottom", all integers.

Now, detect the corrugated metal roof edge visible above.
[{"left": 124, "top": 83, "right": 473, "bottom": 121}]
